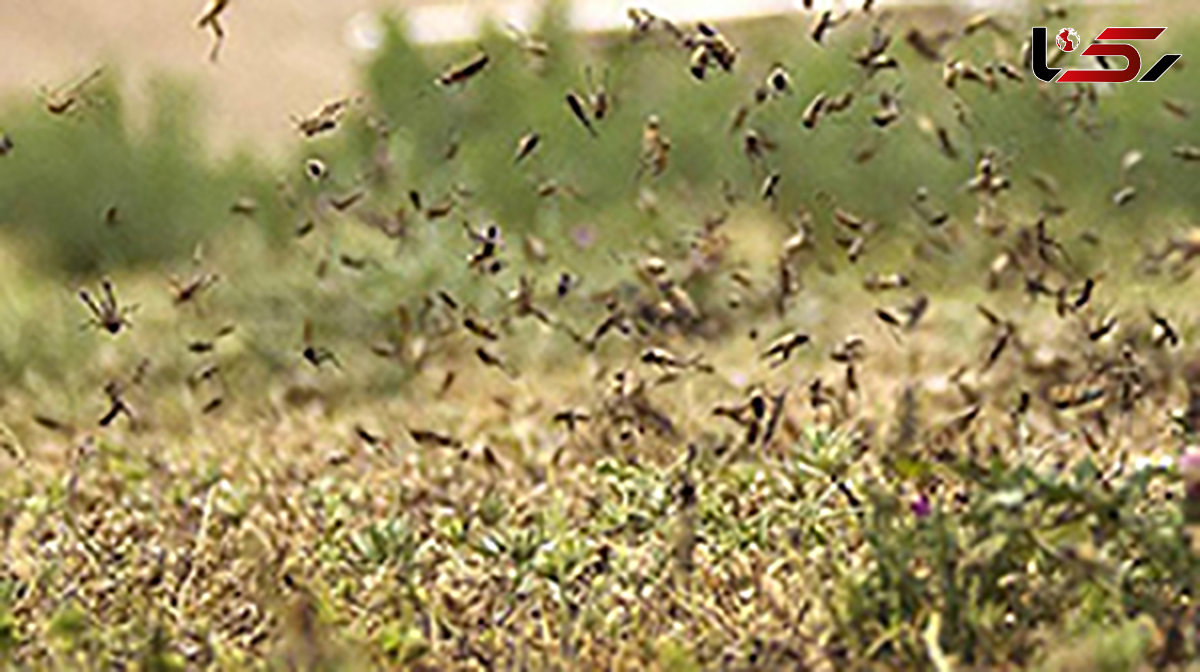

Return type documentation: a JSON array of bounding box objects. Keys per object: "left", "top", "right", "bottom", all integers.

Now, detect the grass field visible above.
[{"left": 2, "top": 1, "right": 1200, "bottom": 669}]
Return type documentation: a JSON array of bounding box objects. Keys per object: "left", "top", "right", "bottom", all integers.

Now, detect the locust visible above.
[
  {"left": 196, "top": 0, "right": 231, "bottom": 62},
  {"left": 42, "top": 67, "right": 104, "bottom": 116},
  {"left": 565, "top": 92, "right": 598, "bottom": 137},
  {"left": 301, "top": 320, "right": 340, "bottom": 369},
  {"left": 292, "top": 96, "right": 357, "bottom": 138},
  {"left": 79, "top": 279, "right": 136, "bottom": 335},
  {"left": 761, "top": 331, "right": 810, "bottom": 367},
  {"left": 437, "top": 52, "right": 490, "bottom": 87}
]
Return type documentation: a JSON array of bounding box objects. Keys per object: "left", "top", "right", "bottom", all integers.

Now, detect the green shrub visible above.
[{"left": 0, "top": 73, "right": 276, "bottom": 274}]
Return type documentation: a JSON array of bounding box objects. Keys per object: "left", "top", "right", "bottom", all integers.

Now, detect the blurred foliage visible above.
[
  {"left": 0, "top": 4, "right": 1197, "bottom": 280},
  {"left": 0, "top": 73, "right": 283, "bottom": 274},
  {"left": 348, "top": 2, "right": 1200, "bottom": 278}
]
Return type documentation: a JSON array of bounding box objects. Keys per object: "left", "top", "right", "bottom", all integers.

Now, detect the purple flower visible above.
[
  {"left": 910, "top": 492, "right": 932, "bottom": 519},
  {"left": 1181, "top": 449, "right": 1200, "bottom": 500},
  {"left": 1180, "top": 449, "right": 1200, "bottom": 525},
  {"left": 571, "top": 226, "right": 596, "bottom": 250}
]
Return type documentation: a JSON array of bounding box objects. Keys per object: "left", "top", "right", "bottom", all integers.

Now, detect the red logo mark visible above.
[{"left": 1031, "top": 27, "right": 1181, "bottom": 84}]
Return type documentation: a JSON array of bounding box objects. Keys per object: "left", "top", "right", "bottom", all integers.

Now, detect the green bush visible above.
[
  {"left": 0, "top": 73, "right": 278, "bottom": 274},
  {"left": 3, "top": 6, "right": 1197, "bottom": 278},
  {"left": 341, "top": 5, "right": 1200, "bottom": 288}
]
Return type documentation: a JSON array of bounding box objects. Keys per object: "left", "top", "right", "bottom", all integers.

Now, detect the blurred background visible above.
[
  {"left": 0, "top": 0, "right": 1195, "bottom": 398},
  {"left": 0, "top": 0, "right": 1173, "bottom": 155}
]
